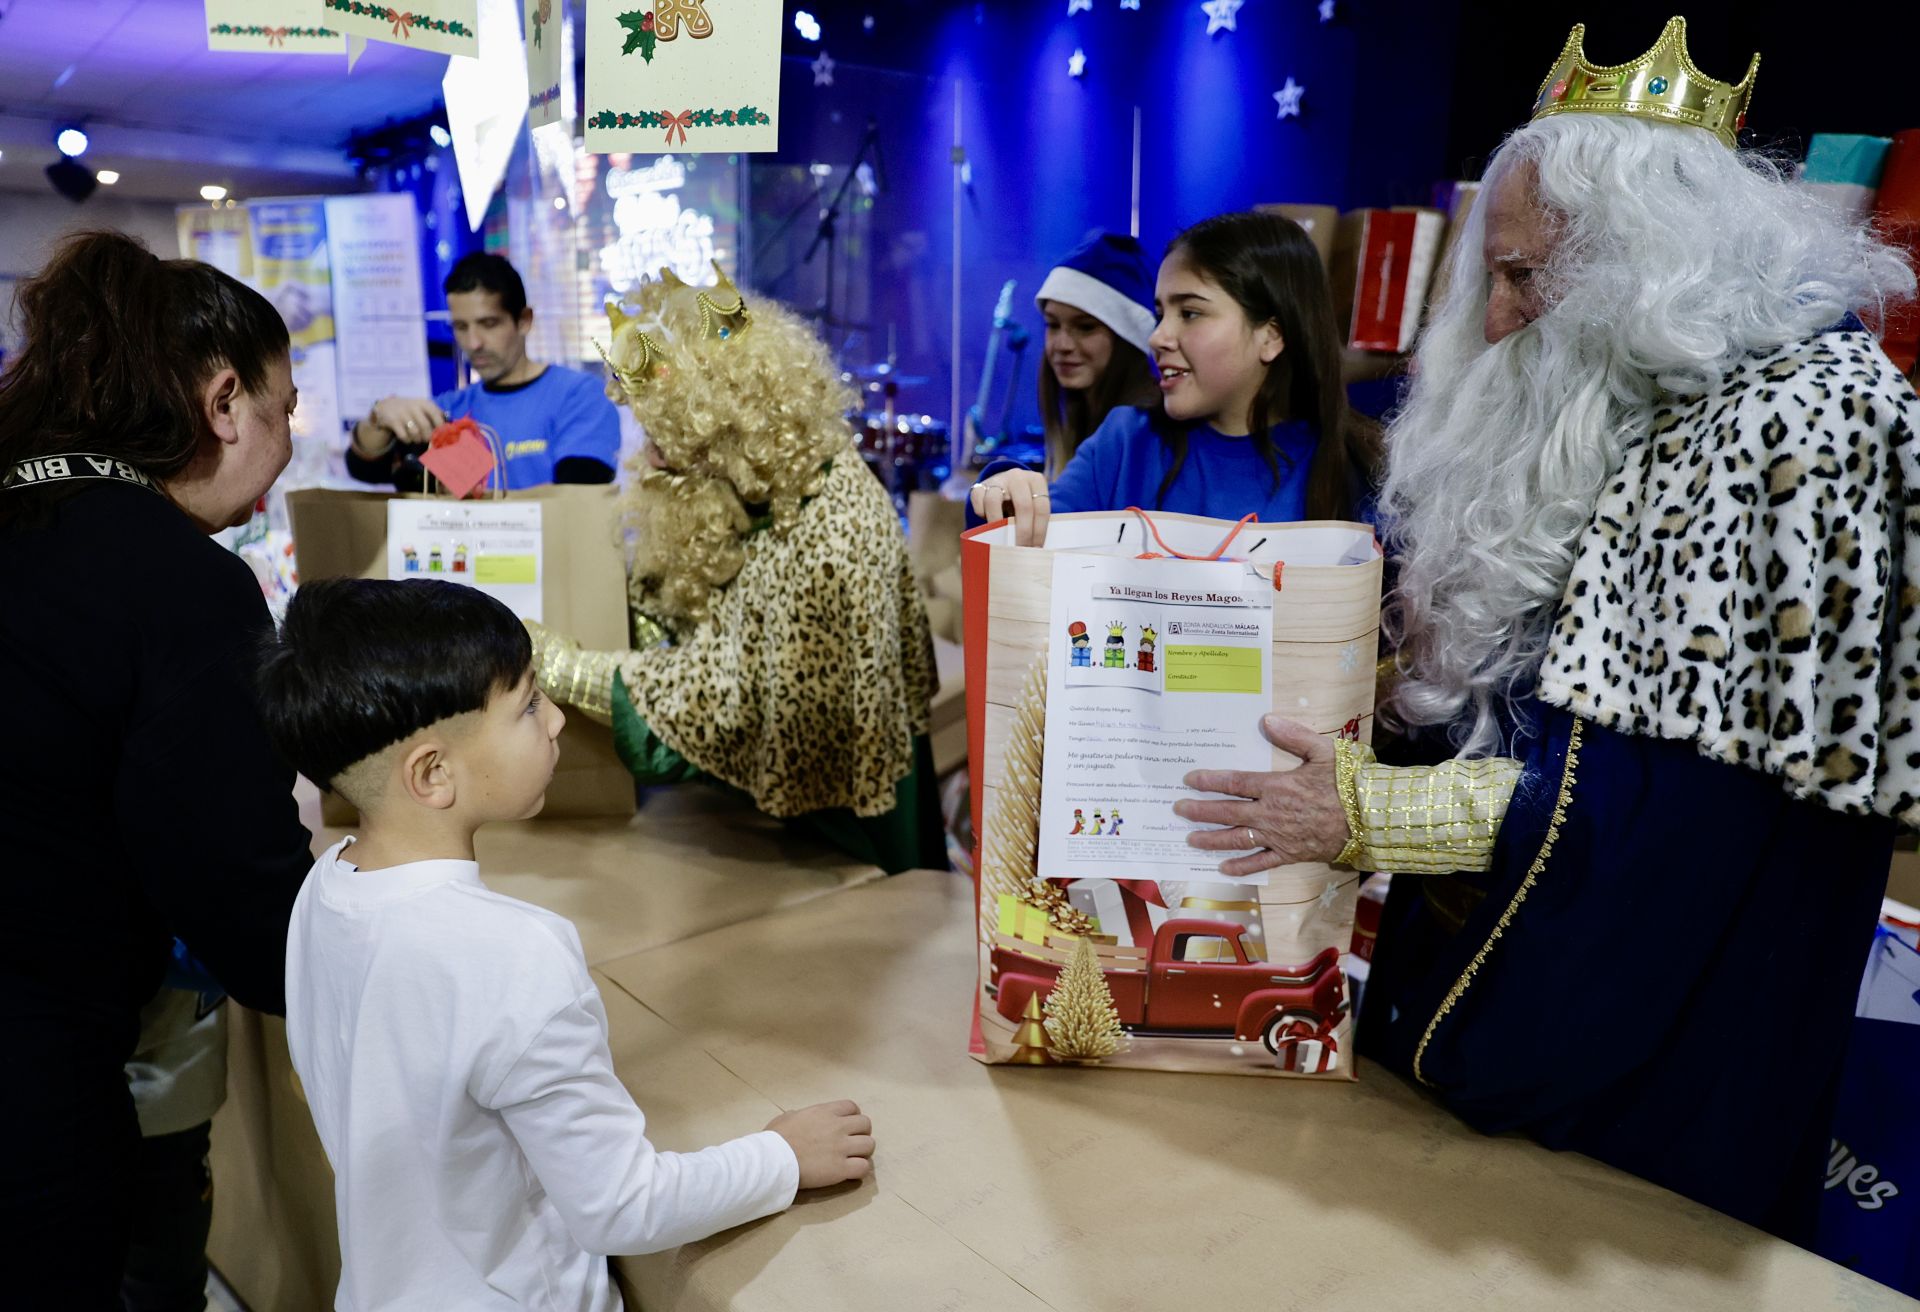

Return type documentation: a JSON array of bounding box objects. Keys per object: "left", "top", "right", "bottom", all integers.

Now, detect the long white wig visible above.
[{"left": 1380, "top": 113, "right": 1915, "bottom": 757}]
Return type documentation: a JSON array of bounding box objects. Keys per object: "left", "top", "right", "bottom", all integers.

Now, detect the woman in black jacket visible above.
[{"left": 0, "top": 230, "right": 313, "bottom": 1303}]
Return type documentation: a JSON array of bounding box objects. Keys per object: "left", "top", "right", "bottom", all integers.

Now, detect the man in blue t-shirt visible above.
[{"left": 347, "top": 253, "right": 621, "bottom": 490}]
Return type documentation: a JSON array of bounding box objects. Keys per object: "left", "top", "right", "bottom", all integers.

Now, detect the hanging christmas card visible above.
[
  {"left": 206, "top": 0, "right": 344, "bottom": 53},
  {"left": 322, "top": 0, "right": 479, "bottom": 57},
  {"left": 525, "top": 0, "right": 564, "bottom": 128},
  {"left": 584, "top": 0, "right": 782, "bottom": 155}
]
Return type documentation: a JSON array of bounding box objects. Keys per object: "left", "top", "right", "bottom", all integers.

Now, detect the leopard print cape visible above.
[
  {"left": 1537, "top": 328, "right": 1920, "bottom": 827},
  {"left": 618, "top": 453, "right": 936, "bottom": 818}
]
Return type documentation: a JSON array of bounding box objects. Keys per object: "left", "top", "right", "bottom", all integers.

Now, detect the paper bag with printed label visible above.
[
  {"left": 962, "top": 509, "right": 1381, "bottom": 1079},
  {"left": 288, "top": 484, "right": 635, "bottom": 823}
]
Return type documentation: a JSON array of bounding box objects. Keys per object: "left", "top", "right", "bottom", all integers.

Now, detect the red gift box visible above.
[{"left": 1276, "top": 1035, "right": 1339, "bottom": 1074}]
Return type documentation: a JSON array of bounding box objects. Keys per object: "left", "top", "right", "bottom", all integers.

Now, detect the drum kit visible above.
[{"left": 841, "top": 360, "right": 948, "bottom": 503}]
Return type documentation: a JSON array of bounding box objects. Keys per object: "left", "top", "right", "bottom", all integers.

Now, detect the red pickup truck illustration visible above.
[{"left": 989, "top": 918, "right": 1346, "bottom": 1054}]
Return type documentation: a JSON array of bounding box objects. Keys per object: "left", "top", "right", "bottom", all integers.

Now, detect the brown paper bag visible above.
[{"left": 287, "top": 484, "right": 636, "bottom": 822}]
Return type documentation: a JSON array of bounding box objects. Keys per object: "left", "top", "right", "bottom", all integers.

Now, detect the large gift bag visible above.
[
  {"left": 288, "top": 482, "right": 636, "bottom": 822},
  {"left": 963, "top": 510, "right": 1382, "bottom": 1079}
]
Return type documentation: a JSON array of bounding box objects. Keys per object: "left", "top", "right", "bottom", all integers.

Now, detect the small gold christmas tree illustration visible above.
[
  {"left": 1043, "top": 937, "right": 1128, "bottom": 1063},
  {"left": 1007, "top": 994, "right": 1056, "bottom": 1065},
  {"left": 980, "top": 655, "right": 1047, "bottom": 943}
]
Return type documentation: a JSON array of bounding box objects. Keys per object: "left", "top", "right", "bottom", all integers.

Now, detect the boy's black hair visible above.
[
  {"left": 443, "top": 252, "right": 528, "bottom": 321},
  {"left": 256, "top": 579, "right": 533, "bottom": 791}
]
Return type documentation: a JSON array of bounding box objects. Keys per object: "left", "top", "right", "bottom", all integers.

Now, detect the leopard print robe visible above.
[
  {"left": 618, "top": 454, "right": 936, "bottom": 818},
  {"left": 1537, "top": 328, "right": 1920, "bottom": 827}
]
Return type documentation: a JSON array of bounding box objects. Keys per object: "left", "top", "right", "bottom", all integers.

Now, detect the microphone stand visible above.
[{"left": 801, "top": 119, "right": 882, "bottom": 342}]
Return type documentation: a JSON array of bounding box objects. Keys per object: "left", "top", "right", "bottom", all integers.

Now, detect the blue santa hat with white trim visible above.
[{"left": 1034, "top": 230, "right": 1157, "bottom": 356}]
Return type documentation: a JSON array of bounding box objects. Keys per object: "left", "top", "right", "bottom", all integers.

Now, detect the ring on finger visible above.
[{"left": 1246, "top": 827, "right": 1258, "bottom": 848}]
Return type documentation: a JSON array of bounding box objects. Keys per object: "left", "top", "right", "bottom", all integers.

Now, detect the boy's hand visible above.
[{"left": 766, "top": 1100, "right": 874, "bottom": 1189}]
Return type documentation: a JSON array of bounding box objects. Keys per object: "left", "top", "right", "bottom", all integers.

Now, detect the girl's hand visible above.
[{"left": 969, "top": 470, "right": 1053, "bottom": 546}]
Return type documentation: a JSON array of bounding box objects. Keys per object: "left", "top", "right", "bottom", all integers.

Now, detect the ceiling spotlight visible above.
[
  {"left": 56, "top": 127, "right": 89, "bottom": 157},
  {"left": 429, "top": 124, "right": 452, "bottom": 148},
  {"left": 95, "top": 169, "right": 119, "bottom": 185},
  {"left": 200, "top": 184, "right": 228, "bottom": 201},
  {"left": 552, "top": 195, "right": 566, "bottom": 209},
  {"left": 794, "top": 10, "right": 821, "bottom": 41}
]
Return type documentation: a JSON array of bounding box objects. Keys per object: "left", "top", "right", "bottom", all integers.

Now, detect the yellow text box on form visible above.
[
  {"left": 474, "top": 555, "right": 537, "bottom": 584},
  {"left": 1164, "top": 644, "right": 1262, "bottom": 693}
]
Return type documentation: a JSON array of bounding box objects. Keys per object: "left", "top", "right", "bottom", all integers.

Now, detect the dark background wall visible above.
[
  {"left": 1443, "top": 3, "right": 1911, "bottom": 175},
  {"left": 600, "top": 1, "right": 1909, "bottom": 442}
]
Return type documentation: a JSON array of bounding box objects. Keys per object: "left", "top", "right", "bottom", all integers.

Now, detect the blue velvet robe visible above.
[{"left": 1359, "top": 699, "right": 1894, "bottom": 1243}]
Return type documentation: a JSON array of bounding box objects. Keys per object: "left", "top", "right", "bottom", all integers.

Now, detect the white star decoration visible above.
[
  {"left": 1318, "top": 0, "right": 1336, "bottom": 20},
  {"left": 1201, "top": 0, "right": 1243, "bottom": 34},
  {"left": 811, "top": 50, "right": 835, "bottom": 87},
  {"left": 1068, "top": 0, "right": 1091, "bottom": 13},
  {"left": 1338, "top": 640, "right": 1361, "bottom": 674},
  {"left": 1068, "top": 47, "right": 1087, "bottom": 78},
  {"left": 1120, "top": 0, "right": 1140, "bottom": 8},
  {"left": 1274, "top": 76, "right": 1305, "bottom": 119}
]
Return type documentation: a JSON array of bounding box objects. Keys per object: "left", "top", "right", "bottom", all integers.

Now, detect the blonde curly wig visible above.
[{"left": 605, "top": 268, "right": 860, "bottom": 628}]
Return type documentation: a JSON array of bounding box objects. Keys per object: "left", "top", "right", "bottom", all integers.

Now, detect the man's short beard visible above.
[{"left": 625, "top": 465, "right": 752, "bottom": 631}]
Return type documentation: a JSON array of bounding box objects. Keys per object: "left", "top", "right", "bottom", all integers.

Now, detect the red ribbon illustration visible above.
[
  {"left": 264, "top": 25, "right": 289, "bottom": 47},
  {"left": 386, "top": 8, "right": 414, "bottom": 38},
  {"left": 660, "top": 109, "right": 693, "bottom": 146}
]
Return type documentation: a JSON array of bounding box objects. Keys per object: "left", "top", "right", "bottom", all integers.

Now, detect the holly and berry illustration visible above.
[{"left": 616, "top": 0, "right": 712, "bottom": 63}]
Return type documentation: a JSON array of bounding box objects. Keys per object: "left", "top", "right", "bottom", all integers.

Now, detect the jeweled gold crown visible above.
[
  {"left": 597, "top": 260, "right": 752, "bottom": 397},
  {"left": 1531, "top": 16, "right": 1758, "bottom": 148}
]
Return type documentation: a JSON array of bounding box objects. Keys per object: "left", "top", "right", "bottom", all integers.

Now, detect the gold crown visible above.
[
  {"left": 597, "top": 260, "right": 751, "bottom": 396},
  {"left": 659, "top": 263, "right": 753, "bottom": 342},
  {"left": 1531, "top": 16, "right": 1758, "bottom": 148}
]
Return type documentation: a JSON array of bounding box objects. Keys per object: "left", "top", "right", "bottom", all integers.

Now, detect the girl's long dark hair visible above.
[
  {"left": 0, "top": 229, "right": 288, "bottom": 527},
  {"left": 1150, "top": 211, "right": 1381, "bottom": 520},
  {"left": 1037, "top": 325, "right": 1159, "bottom": 477}
]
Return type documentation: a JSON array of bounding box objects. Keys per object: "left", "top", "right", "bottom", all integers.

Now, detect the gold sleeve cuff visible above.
[
  {"left": 525, "top": 621, "right": 621, "bottom": 725},
  {"left": 1331, "top": 738, "right": 1522, "bottom": 874}
]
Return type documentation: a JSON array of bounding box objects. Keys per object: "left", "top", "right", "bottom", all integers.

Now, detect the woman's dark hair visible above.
[
  {"left": 0, "top": 229, "right": 289, "bottom": 522},
  {"left": 255, "top": 578, "right": 533, "bottom": 795},
  {"left": 1036, "top": 322, "right": 1159, "bottom": 477},
  {"left": 1150, "top": 211, "right": 1381, "bottom": 520},
  {"left": 444, "top": 251, "right": 528, "bottom": 320}
]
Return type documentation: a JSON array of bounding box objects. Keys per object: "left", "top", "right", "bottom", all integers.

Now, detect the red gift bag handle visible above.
[{"left": 1123, "top": 506, "right": 1256, "bottom": 560}]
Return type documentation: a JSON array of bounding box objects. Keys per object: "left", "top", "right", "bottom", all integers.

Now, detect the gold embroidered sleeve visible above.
[
  {"left": 1332, "top": 739, "right": 1522, "bottom": 874},
  {"left": 524, "top": 621, "right": 622, "bottom": 725}
]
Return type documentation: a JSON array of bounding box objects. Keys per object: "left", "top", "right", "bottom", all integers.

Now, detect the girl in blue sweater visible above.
[{"left": 970, "top": 211, "right": 1380, "bottom": 542}]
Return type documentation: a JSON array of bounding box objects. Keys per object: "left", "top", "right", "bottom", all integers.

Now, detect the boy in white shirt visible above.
[{"left": 257, "top": 578, "right": 874, "bottom": 1310}]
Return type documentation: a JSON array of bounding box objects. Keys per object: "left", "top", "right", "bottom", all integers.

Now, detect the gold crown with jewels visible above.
[
  {"left": 596, "top": 261, "right": 752, "bottom": 396},
  {"left": 1531, "top": 16, "right": 1759, "bottom": 148}
]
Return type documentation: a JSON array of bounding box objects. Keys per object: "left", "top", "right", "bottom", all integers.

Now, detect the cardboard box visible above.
[
  {"left": 1257, "top": 202, "right": 1341, "bottom": 268},
  {"left": 288, "top": 484, "right": 636, "bottom": 823}
]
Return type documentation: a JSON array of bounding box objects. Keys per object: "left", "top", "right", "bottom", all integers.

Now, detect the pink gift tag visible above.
[{"left": 420, "top": 429, "right": 496, "bottom": 500}]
